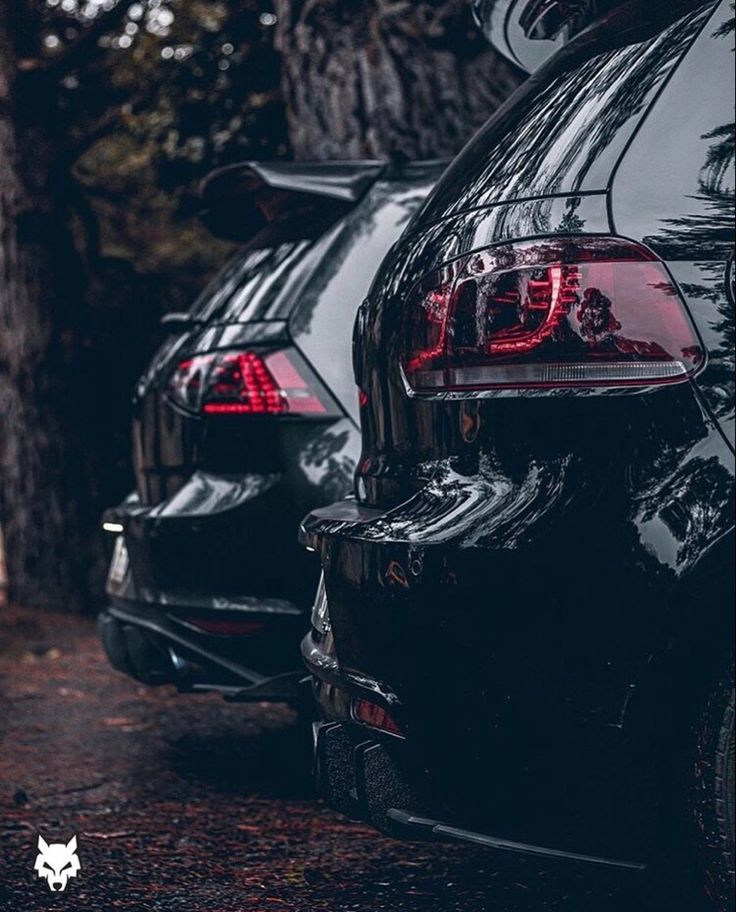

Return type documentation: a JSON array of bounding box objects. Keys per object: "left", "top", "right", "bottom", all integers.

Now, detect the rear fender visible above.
[{"left": 622, "top": 529, "right": 736, "bottom": 747}]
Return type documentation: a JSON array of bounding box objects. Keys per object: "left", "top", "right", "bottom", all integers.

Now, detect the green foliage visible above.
[{"left": 39, "top": 0, "right": 289, "bottom": 304}]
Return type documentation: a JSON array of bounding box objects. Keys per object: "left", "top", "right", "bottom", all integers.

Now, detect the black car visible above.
[
  {"left": 98, "top": 159, "right": 444, "bottom": 703},
  {"left": 301, "top": 0, "right": 734, "bottom": 906}
]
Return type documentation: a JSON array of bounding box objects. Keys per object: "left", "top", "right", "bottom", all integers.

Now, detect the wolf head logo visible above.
[{"left": 34, "top": 835, "right": 81, "bottom": 892}]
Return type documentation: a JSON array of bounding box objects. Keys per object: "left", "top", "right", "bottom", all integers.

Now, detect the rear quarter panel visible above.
[
  {"left": 612, "top": 0, "right": 735, "bottom": 446},
  {"left": 325, "top": 0, "right": 734, "bottom": 776}
]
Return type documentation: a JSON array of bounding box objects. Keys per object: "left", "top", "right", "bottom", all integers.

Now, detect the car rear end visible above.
[
  {"left": 100, "top": 161, "right": 445, "bottom": 699},
  {"left": 302, "top": 0, "right": 734, "bottom": 880}
]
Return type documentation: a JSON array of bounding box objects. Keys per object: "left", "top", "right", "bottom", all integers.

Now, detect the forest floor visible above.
[{"left": 0, "top": 606, "right": 683, "bottom": 912}]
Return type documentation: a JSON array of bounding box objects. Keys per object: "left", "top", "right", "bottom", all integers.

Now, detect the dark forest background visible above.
[{"left": 0, "top": 0, "right": 519, "bottom": 613}]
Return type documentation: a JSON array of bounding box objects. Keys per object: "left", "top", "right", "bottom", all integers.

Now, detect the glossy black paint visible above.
[
  {"left": 471, "top": 0, "right": 564, "bottom": 71},
  {"left": 416, "top": 3, "right": 709, "bottom": 226},
  {"left": 302, "top": 0, "right": 735, "bottom": 871},
  {"left": 100, "top": 162, "right": 444, "bottom": 697},
  {"left": 470, "top": 0, "right": 708, "bottom": 73}
]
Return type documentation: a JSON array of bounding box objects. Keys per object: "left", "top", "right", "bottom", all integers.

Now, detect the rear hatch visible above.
[
  {"left": 355, "top": 0, "right": 719, "bottom": 509},
  {"left": 132, "top": 161, "right": 447, "bottom": 507},
  {"left": 133, "top": 240, "right": 320, "bottom": 505}
]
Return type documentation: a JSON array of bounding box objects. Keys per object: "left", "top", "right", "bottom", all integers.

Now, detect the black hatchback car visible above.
[
  {"left": 301, "top": 0, "right": 734, "bottom": 907},
  {"left": 99, "top": 159, "right": 444, "bottom": 702}
]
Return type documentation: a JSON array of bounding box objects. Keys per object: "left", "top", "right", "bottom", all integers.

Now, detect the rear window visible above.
[
  {"left": 415, "top": 2, "right": 712, "bottom": 225},
  {"left": 289, "top": 170, "right": 443, "bottom": 423},
  {"left": 189, "top": 241, "right": 314, "bottom": 324},
  {"left": 189, "top": 164, "right": 443, "bottom": 329}
]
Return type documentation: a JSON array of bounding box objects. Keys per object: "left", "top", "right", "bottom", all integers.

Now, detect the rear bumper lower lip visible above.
[
  {"left": 107, "top": 603, "right": 270, "bottom": 686},
  {"left": 100, "top": 601, "right": 305, "bottom": 701},
  {"left": 385, "top": 809, "right": 647, "bottom": 872},
  {"left": 312, "top": 720, "right": 648, "bottom": 873}
]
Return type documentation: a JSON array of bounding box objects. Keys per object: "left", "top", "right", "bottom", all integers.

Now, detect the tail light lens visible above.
[
  {"left": 401, "top": 238, "right": 703, "bottom": 393},
  {"left": 352, "top": 697, "right": 404, "bottom": 737},
  {"left": 177, "top": 615, "right": 267, "bottom": 637},
  {"left": 167, "top": 348, "right": 340, "bottom": 417}
]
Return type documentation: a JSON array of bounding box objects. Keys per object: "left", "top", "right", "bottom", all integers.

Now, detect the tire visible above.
[{"left": 694, "top": 668, "right": 735, "bottom": 911}]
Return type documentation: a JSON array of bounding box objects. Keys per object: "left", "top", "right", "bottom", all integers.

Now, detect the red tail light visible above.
[
  {"left": 401, "top": 238, "right": 703, "bottom": 393},
  {"left": 178, "top": 616, "right": 267, "bottom": 637},
  {"left": 167, "top": 348, "right": 340, "bottom": 417},
  {"left": 352, "top": 697, "right": 404, "bottom": 737}
]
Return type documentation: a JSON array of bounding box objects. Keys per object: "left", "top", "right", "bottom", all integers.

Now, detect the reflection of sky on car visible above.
[
  {"left": 297, "top": 421, "right": 358, "bottom": 503},
  {"left": 615, "top": 1, "right": 735, "bottom": 439},
  {"left": 290, "top": 174, "right": 443, "bottom": 425}
]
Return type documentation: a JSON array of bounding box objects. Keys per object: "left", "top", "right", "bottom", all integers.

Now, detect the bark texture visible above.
[
  {"left": 0, "top": 7, "right": 101, "bottom": 611},
  {"left": 275, "top": 0, "right": 520, "bottom": 160}
]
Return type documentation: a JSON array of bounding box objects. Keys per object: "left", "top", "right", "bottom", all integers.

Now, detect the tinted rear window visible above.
[
  {"left": 189, "top": 241, "right": 314, "bottom": 323},
  {"left": 290, "top": 169, "right": 443, "bottom": 423}
]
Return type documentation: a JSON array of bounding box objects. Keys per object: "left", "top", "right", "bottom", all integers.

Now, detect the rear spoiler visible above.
[
  {"left": 472, "top": 0, "right": 709, "bottom": 73},
  {"left": 199, "top": 160, "right": 387, "bottom": 246}
]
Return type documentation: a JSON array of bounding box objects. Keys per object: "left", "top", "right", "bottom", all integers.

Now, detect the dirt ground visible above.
[{"left": 0, "top": 606, "right": 686, "bottom": 912}]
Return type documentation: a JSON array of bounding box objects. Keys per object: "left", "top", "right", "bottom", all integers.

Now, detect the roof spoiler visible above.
[
  {"left": 472, "top": 0, "right": 707, "bottom": 73},
  {"left": 199, "top": 160, "right": 387, "bottom": 245},
  {"left": 471, "top": 0, "right": 596, "bottom": 73}
]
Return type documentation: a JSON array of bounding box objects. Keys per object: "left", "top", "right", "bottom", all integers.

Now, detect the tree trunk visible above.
[
  {"left": 0, "top": 8, "right": 103, "bottom": 612},
  {"left": 275, "top": 0, "right": 519, "bottom": 160}
]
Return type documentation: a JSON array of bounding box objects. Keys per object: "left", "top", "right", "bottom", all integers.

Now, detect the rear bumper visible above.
[
  {"left": 305, "top": 632, "right": 648, "bottom": 871},
  {"left": 312, "top": 719, "right": 646, "bottom": 871},
  {"left": 99, "top": 602, "right": 305, "bottom": 700},
  {"left": 104, "top": 470, "right": 323, "bottom": 612},
  {"left": 298, "top": 483, "right": 702, "bottom": 862},
  {"left": 101, "top": 472, "right": 317, "bottom": 696}
]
